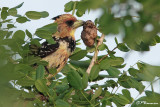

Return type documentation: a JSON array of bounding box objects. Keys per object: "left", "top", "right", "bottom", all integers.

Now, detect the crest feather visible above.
[{"left": 52, "top": 15, "right": 62, "bottom": 20}]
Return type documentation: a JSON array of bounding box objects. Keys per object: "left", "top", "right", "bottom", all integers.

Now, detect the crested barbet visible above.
[{"left": 31, "top": 14, "right": 84, "bottom": 77}]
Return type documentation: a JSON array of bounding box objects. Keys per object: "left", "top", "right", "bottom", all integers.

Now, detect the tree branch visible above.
[{"left": 86, "top": 34, "right": 105, "bottom": 74}]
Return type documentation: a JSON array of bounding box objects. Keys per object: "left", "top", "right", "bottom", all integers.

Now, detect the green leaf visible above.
[
  {"left": 109, "top": 57, "right": 124, "bottom": 66},
  {"left": 8, "top": 8, "right": 17, "bottom": 16},
  {"left": 91, "top": 84, "right": 99, "bottom": 89},
  {"left": 37, "top": 23, "right": 57, "bottom": 33},
  {"left": 46, "top": 38, "right": 56, "bottom": 44},
  {"left": 112, "top": 94, "right": 130, "bottom": 106},
  {"left": 118, "top": 43, "right": 130, "bottom": 52},
  {"left": 6, "top": 31, "right": 13, "bottom": 38},
  {"left": 76, "top": 0, "right": 103, "bottom": 17},
  {"left": 1, "top": 7, "right": 8, "bottom": 20},
  {"left": 0, "top": 30, "right": 8, "bottom": 40},
  {"left": 35, "top": 79, "right": 48, "bottom": 93},
  {"left": 35, "top": 30, "right": 52, "bottom": 39},
  {"left": 70, "top": 50, "right": 87, "bottom": 60},
  {"left": 37, "top": 61, "right": 48, "bottom": 66},
  {"left": 72, "top": 47, "right": 81, "bottom": 54},
  {"left": 128, "top": 68, "right": 139, "bottom": 77},
  {"left": 118, "top": 74, "right": 131, "bottom": 88},
  {"left": 118, "top": 74, "right": 145, "bottom": 93},
  {"left": 100, "top": 57, "right": 124, "bottom": 70},
  {"left": 82, "top": 72, "right": 88, "bottom": 89},
  {"left": 114, "top": 64, "right": 126, "bottom": 68},
  {"left": 90, "top": 64, "right": 100, "bottom": 80},
  {"left": 36, "top": 65, "right": 45, "bottom": 80},
  {"left": 76, "top": 9, "right": 86, "bottom": 17},
  {"left": 115, "top": 37, "right": 118, "bottom": 45},
  {"left": 22, "top": 92, "right": 35, "bottom": 99},
  {"left": 12, "top": 30, "right": 25, "bottom": 40},
  {"left": 75, "top": 1, "right": 88, "bottom": 17},
  {"left": 7, "top": 24, "right": 15, "bottom": 29},
  {"left": 98, "top": 43, "right": 107, "bottom": 51},
  {"left": 128, "top": 78, "right": 145, "bottom": 93},
  {"left": 145, "top": 91, "right": 153, "bottom": 97},
  {"left": 67, "top": 69, "right": 83, "bottom": 90},
  {"left": 35, "top": 23, "right": 57, "bottom": 39},
  {"left": 137, "top": 62, "right": 160, "bottom": 81},
  {"left": 14, "top": 64, "right": 33, "bottom": 72},
  {"left": 145, "top": 91, "right": 160, "bottom": 98},
  {"left": 131, "top": 93, "right": 160, "bottom": 107},
  {"left": 155, "top": 35, "right": 160, "bottom": 43},
  {"left": 91, "top": 87, "right": 102, "bottom": 100},
  {"left": 16, "top": 17, "right": 28, "bottom": 23},
  {"left": 94, "top": 18, "right": 99, "bottom": 26},
  {"left": 98, "top": 11, "right": 121, "bottom": 34},
  {"left": 105, "top": 80, "right": 118, "bottom": 88},
  {"left": 55, "top": 83, "right": 69, "bottom": 94},
  {"left": 25, "top": 29, "right": 32, "bottom": 38},
  {"left": 25, "top": 11, "right": 42, "bottom": 20},
  {"left": 86, "top": 46, "right": 95, "bottom": 53},
  {"left": 40, "top": 11, "right": 49, "bottom": 18},
  {"left": 23, "top": 56, "right": 41, "bottom": 65},
  {"left": 122, "top": 89, "right": 132, "bottom": 103},
  {"left": 64, "top": 1, "right": 74, "bottom": 12},
  {"left": 48, "top": 68, "right": 57, "bottom": 74},
  {"left": 12, "top": 30, "right": 25, "bottom": 44},
  {"left": 69, "top": 60, "right": 90, "bottom": 68},
  {"left": 1, "top": 19, "right": 12, "bottom": 23},
  {"left": 13, "top": 2, "right": 24, "bottom": 9},
  {"left": 55, "top": 99, "right": 70, "bottom": 107},
  {"left": 30, "top": 39, "right": 41, "bottom": 47},
  {"left": 1, "top": 7, "right": 9, "bottom": 11},
  {"left": 99, "top": 58, "right": 110, "bottom": 70},
  {"left": 106, "top": 67, "right": 120, "bottom": 77},
  {"left": 17, "top": 77, "right": 35, "bottom": 86},
  {"left": 150, "top": 38, "right": 157, "bottom": 46}
]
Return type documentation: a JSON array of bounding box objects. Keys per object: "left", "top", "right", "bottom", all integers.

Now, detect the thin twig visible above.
[
  {"left": 68, "top": 64, "right": 77, "bottom": 71},
  {"left": 86, "top": 34, "right": 105, "bottom": 74},
  {"left": 113, "top": 85, "right": 120, "bottom": 94},
  {"left": 97, "top": 46, "right": 117, "bottom": 64},
  {"left": 151, "top": 82, "right": 154, "bottom": 93},
  {"left": 111, "top": 87, "right": 115, "bottom": 94},
  {"left": 80, "top": 91, "right": 93, "bottom": 106},
  {"left": 128, "top": 78, "right": 160, "bottom": 107}
]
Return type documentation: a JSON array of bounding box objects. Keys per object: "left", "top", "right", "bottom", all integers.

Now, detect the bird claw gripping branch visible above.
[{"left": 81, "top": 20, "right": 97, "bottom": 47}]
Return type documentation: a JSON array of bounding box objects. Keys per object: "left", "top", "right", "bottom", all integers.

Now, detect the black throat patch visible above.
[{"left": 54, "top": 37, "right": 76, "bottom": 52}]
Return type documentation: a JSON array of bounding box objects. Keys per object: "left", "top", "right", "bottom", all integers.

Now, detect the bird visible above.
[{"left": 30, "top": 14, "right": 84, "bottom": 78}]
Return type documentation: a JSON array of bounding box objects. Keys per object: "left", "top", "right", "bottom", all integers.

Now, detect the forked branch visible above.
[{"left": 86, "top": 34, "right": 105, "bottom": 74}]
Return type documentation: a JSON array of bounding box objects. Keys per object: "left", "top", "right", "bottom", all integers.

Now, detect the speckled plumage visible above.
[{"left": 40, "top": 36, "right": 76, "bottom": 72}]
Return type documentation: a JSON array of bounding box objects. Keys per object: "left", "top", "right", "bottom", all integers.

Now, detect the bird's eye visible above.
[{"left": 65, "top": 20, "right": 74, "bottom": 27}]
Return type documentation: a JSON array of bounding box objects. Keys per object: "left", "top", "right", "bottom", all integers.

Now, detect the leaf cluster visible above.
[{"left": 65, "top": 0, "right": 160, "bottom": 51}]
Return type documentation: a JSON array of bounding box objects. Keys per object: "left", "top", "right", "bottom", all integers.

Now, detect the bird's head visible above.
[{"left": 52, "top": 14, "right": 84, "bottom": 38}]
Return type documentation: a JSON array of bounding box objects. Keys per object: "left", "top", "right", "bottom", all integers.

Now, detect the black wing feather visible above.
[
  {"left": 37, "top": 41, "right": 59, "bottom": 58},
  {"left": 30, "top": 41, "right": 59, "bottom": 58}
]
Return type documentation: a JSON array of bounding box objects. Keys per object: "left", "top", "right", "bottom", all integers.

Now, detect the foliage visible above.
[{"left": 0, "top": 0, "right": 160, "bottom": 107}]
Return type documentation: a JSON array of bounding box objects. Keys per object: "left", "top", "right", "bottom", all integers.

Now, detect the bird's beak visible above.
[{"left": 73, "top": 20, "right": 84, "bottom": 29}]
